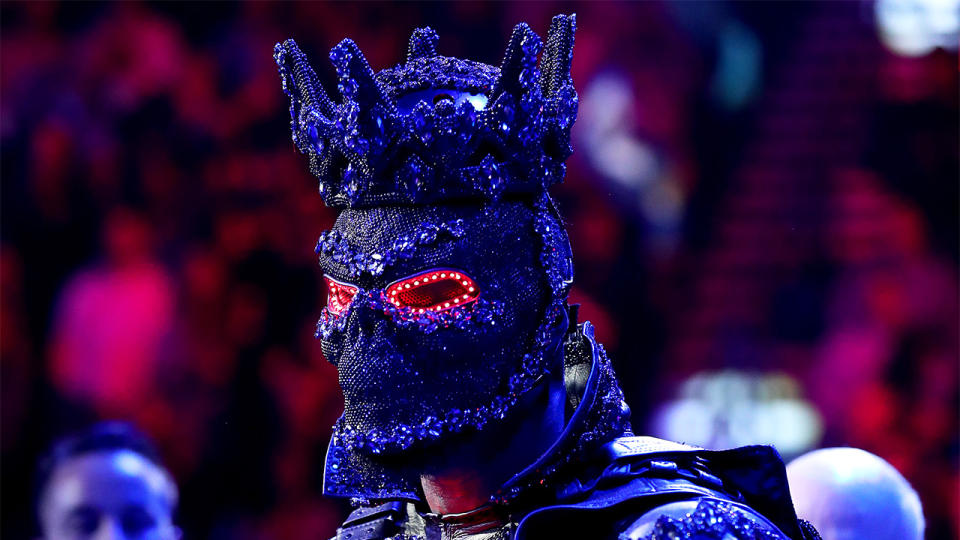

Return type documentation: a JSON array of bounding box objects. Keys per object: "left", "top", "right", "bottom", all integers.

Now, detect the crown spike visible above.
[
  {"left": 539, "top": 14, "right": 576, "bottom": 99},
  {"left": 407, "top": 27, "right": 439, "bottom": 61},
  {"left": 330, "top": 39, "right": 396, "bottom": 116},
  {"left": 274, "top": 39, "right": 338, "bottom": 156},
  {"left": 275, "top": 39, "right": 337, "bottom": 117},
  {"left": 274, "top": 40, "right": 337, "bottom": 159},
  {"left": 491, "top": 22, "right": 541, "bottom": 99}
]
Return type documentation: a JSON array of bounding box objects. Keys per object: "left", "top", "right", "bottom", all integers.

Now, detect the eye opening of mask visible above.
[
  {"left": 324, "top": 275, "right": 358, "bottom": 316},
  {"left": 386, "top": 268, "right": 479, "bottom": 313}
]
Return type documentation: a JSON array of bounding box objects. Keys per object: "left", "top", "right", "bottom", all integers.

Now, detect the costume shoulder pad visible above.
[{"left": 621, "top": 498, "right": 791, "bottom": 540}]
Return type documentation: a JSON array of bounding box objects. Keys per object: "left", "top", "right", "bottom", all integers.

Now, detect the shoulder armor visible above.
[
  {"left": 624, "top": 498, "right": 789, "bottom": 540},
  {"left": 514, "top": 436, "right": 812, "bottom": 539},
  {"left": 596, "top": 436, "right": 808, "bottom": 539}
]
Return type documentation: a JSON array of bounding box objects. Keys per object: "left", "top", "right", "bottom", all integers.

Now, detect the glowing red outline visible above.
[
  {"left": 385, "top": 268, "right": 479, "bottom": 313},
  {"left": 324, "top": 275, "right": 358, "bottom": 316}
]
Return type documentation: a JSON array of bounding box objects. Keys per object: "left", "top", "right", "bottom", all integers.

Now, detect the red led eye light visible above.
[
  {"left": 387, "top": 269, "right": 479, "bottom": 313},
  {"left": 324, "top": 276, "right": 358, "bottom": 316}
]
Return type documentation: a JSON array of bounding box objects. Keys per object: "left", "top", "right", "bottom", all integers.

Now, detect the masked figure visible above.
[{"left": 274, "top": 14, "right": 820, "bottom": 540}]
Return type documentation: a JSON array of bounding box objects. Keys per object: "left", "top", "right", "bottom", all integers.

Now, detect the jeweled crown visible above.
[{"left": 274, "top": 14, "right": 577, "bottom": 207}]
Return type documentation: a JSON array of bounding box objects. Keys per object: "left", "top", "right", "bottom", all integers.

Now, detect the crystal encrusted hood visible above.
[{"left": 275, "top": 14, "right": 580, "bottom": 469}]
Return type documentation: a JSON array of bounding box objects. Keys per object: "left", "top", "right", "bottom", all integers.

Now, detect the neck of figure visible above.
[{"left": 419, "top": 374, "right": 567, "bottom": 515}]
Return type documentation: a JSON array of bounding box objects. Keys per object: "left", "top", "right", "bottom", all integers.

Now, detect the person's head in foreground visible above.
[
  {"left": 787, "top": 447, "right": 924, "bottom": 540},
  {"left": 36, "top": 422, "right": 180, "bottom": 540}
]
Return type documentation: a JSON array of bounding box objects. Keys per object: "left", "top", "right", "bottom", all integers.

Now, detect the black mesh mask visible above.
[{"left": 318, "top": 199, "right": 565, "bottom": 455}]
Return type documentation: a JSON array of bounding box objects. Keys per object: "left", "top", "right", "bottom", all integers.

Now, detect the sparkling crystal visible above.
[
  {"left": 519, "top": 67, "right": 536, "bottom": 89},
  {"left": 344, "top": 133, "right": 369, "bottom": 154},
  {"left": 521, "top": 35, "right": 541, "bottom": 56},
  {"left": 404, "top": 175, "right": 422, "bottom": 200},
  {"left": 417, "top": 227, "right": 437, "bottom": 244},
  {"left": 520, "top": 92, "right": 541, "bottom": 115},
  {"left": 556, "top": 85, "right": 578, "bottom": 129},
  {"left": 434, "top": 98, "right": 455, "bottom": 118},
  {"left": 344, "top": 164, "right": 363, "bottom": 202},
  {"left": 412, "top": 101, "right": 433, "bottom": 144},
  {"left": 499, "top": 101, "right": 515, "bottom": 136},
  {"left": 366, "top": 257, "right": 384, "bottom": 275},
  {"left": 392, "top": 237, "right": 413, "bottom": 252},
  {"left": 518, "top": 125, "right": 537, "bottom": 145},
  {"left": 338, "top": 77, "right": 358, "bottom": 98},
  {"left": 445, "top": 219, "right": 465, "bottom": 237},
  {"left": 307, "top": 124, "right": 323, "bottom": 152},
  {"left": 455, "top": 103, "right": 477, "bottom": 145},
  {"left": 372, "top": 110, "right": 385, "bottom": 136}
]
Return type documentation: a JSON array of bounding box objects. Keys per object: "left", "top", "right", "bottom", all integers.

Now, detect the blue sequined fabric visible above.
[{"left": 274, "top": 15, "right": 578, "bottom": 208}]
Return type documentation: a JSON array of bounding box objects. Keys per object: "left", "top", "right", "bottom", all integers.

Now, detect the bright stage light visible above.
[{"left": 875, "top": 0, "right": 960, "bottom": 56}]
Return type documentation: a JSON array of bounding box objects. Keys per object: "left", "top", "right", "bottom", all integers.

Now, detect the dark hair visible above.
[{"left": 34, "top": 421, "right": 170, "bottom": 521}]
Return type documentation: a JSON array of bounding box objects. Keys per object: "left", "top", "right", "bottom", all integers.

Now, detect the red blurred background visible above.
[{"left": 1, "top": 2, "right": 956, "bottom": 539}]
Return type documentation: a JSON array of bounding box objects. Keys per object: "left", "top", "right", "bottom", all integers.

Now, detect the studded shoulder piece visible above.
[{"left": 634, "top": 499, "right": 789, "bottom": 540}]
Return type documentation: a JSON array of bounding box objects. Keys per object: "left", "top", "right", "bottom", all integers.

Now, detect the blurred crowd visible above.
[{"left": 1, "top": 2, "right": 956, "bottom": 539}]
